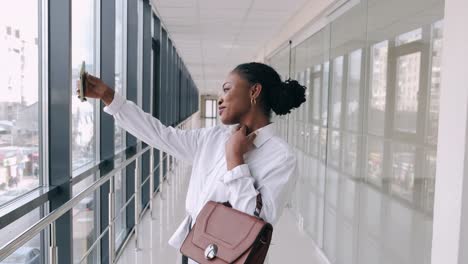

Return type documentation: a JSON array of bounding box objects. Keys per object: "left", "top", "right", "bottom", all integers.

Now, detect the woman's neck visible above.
[{"left": 238, "top": 114, "right": 271, "bottom": 134}]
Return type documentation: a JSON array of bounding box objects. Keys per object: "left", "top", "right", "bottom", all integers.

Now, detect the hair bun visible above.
[{"left": 269, "top": 78, "right": 306, "bottom": 116}]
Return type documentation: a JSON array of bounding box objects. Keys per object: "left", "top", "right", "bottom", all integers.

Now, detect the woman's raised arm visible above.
[{"left": 78, "top": 74, "right": 209, "bottom": 163}]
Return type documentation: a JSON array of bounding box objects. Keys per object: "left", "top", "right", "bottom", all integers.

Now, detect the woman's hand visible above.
[
  {"left": 225, "top": 124, "right": 256, "bottom": 170},
  {"left": 76, "top": 74, "right": 115, "bottom": 106}
]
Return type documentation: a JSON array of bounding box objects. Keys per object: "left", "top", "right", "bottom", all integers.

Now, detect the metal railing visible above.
[{"left": 0, "top": 116, "right": 196, "bottom": 263}]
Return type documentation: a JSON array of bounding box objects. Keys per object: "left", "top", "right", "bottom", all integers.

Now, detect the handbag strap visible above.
[
  {"left": 253, "top": 193, "right": 263, "bottom": 217},
  {"left": 223, "top": 193, "right": 263, "bottom": 218}
]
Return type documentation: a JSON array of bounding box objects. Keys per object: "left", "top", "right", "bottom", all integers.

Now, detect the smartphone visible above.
[{"left": 79, "top": 61, "right": 87, "bottom": 102}]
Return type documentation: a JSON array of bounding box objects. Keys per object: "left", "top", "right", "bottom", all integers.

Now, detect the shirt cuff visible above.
[
  {"left": 221, "top": 164, "right": 251, "bottom": 184},
  {"left": 103, "top": 92, "right": 126, "bottom": 115}
]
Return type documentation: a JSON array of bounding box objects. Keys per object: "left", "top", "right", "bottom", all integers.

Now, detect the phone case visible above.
[{"left": 79, "top": 61, "right": 87, "bottom": 102}]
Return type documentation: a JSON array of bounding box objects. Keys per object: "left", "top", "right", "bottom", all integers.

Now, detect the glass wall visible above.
[
  {"left": 268, "top": 0, "right": 444, "bottom": 263},
  {"left": 114, "top": 0, "right": 127, "bottom": 249},
  {"left": 71, "top": 0, "right": 99, "bottom": 262},
  {"left": 0, "top": 0, "right": 41, "bottom": 206},
  {"left": 0, "top": 0, "right": 199, "bottom": 262},
  {"left": 72, "top": 176, "right": 98, "bottom": 264},
  {"left": 71, "top": 0, "right": 98, "bottom": 172}
]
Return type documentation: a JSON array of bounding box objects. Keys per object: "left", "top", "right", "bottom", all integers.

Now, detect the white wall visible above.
[{"left": 431, "top": 0, "right": 468, "bottom": 263}]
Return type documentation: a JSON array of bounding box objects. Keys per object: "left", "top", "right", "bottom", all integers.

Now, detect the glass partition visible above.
[{"left": 269, "top": 0, "right": 445, "bottom": 263}]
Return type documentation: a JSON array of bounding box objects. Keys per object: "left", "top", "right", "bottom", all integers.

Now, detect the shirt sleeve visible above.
[
  {"left": 103, "top": 91, "right": 208, "bottom": 163},
  {"left": 220, "top": 151, "right": 298, "bottom": 225}
]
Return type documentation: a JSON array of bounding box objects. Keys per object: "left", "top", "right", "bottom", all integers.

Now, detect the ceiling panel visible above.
[{"left": 153, "top": 0, "right": 313, "bottom": 95}]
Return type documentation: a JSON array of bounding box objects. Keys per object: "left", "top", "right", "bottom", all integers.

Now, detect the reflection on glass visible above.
[
  {"left": 391, "top": 142, "right": 416, "bottom": 202},
  {"left": 0, "top": 208, "right": 40, "bottom": 249},
  {"left": 114, "top": 157, "right": 126, "bottom": 248},
  {"left": 368, "top": 41, "right": 388, "bottom": 136},
  {"left": 72, "top": 0, "right": 96, "bottom": 172},
  {"left": 269, "top": 2, "right": 444, "bottom": 263},
  {"left": 395, "top": 28, "right": 422, "bottom": 46},
  {"left": 114, "top": 1, "right": 127, "bottom": 247},
  {"left": 346, "top": 49, "right": 362, "bottom": 131},
  {"left": 320, "top": 127, "right": 328, "bottom": 162},
  {"left": 365, "top": 136, "right": 384, "bottom": 187},
  {"left": 0, "top": 233, "right": 42, "bottom": 264},
  {"left": 426, "top": 21, "right": 443, "bottom": 145},
  {"left": 328, "top": 130, "right": 340, "bottom": 168},
  {"left": 312, "top": 73, "right": 321, "bottom": 122},
  {"left": 0, "top": 0, "right": 40, "bottom": 206},
  {"left": 115, "top": 0, "right": 126, "bottom": 154},
  {"left": 341, "top": 177, "right": 356, "bottom": 221},
  {"left": 311, "top": 125, "right": 319, "bottom": 155},
  {"left": 304, "top": 68, "right": 311, "bottom": 122},
  {"left": 342, "top": 133, "right": 358, "bottom": 177},
  {"left": 324, "top": 169, "right": 338, "bottom": 262},
  {"left": 423, "top": 151, "right": 437, "bottom": 212},
  {"left": 394, "top": 52, "right": 421, "bottom": 134},
  {"left": 321, "top": 62, "right": 329, "bottom": 127},
  {"left": 331, "top": 57, "right": 343, "bottom": 128},
  {"left": 73, "top": 176, "right": 97, "bottom": 264}
]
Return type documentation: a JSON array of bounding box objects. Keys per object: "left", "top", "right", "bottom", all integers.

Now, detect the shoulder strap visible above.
[{"left": 254, "top": 193, "right": 263, "bottom": 217}]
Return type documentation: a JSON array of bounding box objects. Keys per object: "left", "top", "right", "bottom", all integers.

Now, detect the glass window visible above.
[
  {"left": 114, "top": 0, "right": 127, "bottom": 249},
  {"left": 114, "top": 157, "right": 126, "bottom": 248},
  {"left": 71, "top": 0, "right": 98, "bottom": 172},
  {"left": 73, "top": 176, "right": 98, "bottom": 264},
  {"left": 0, "top": 232, "right": 42, "bottom": 264},
  {"left": 0, "top": 207, "right": 41, "bottom": 249},
  {"left": 115, "top": 0, "right": 127, "bottom": 154},
  {"left": 0, "top": 0, "right": 41, "bottom": 206}
]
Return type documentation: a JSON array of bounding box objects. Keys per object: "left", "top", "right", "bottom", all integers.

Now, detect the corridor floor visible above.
[{"left": 116, "top": 161, "right": 328, "bottom": 264}]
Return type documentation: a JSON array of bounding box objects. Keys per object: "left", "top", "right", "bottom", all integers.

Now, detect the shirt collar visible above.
[{"left": 226, "top": 122, "right": 276, "bottom": 148}]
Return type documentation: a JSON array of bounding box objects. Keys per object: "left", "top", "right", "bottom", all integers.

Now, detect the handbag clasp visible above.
[{"left": 204, "top": 244, "right": 218, "bottom": 260}]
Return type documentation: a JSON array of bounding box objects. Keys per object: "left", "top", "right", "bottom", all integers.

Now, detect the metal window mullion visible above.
[
  {"left": 47, "top": 0, "right": 73, "bottom": 263},
  {"left": 99, "top": 0, "right": 116, "bottom": 263},
  {"left": 125, "top": 0, "right": 139, "bottom": 235}
]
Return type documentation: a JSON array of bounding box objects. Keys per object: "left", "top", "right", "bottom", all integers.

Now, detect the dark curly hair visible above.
[{"left": 232, "top": 62, "right": 306, "bottom": 117}]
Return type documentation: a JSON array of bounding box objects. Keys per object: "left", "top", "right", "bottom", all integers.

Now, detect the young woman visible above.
[{"left": 79, "top": 62, "right": 306, "bottom": 264}]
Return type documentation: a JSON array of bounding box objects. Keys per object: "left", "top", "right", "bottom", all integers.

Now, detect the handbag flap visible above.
[{"left": 192, "top": 201, "right": 266, "bottom": 262}]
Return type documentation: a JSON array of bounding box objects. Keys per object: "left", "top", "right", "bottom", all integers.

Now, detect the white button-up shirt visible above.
[{"left": 104, "top": 92, "right": 298, "bottom": 263}]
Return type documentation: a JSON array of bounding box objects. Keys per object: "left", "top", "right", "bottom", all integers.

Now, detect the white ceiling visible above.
[{"left": 152, "top": 0, "right": 312, "bottom": 95}]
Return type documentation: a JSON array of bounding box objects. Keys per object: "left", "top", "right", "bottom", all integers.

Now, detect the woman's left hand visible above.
[{"left": 225, "top": 124, "right": 256, "bottom": 170}]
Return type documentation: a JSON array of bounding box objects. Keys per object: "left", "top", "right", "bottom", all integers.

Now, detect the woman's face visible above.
[{"left": 217, "top": 72, "right": 252, "bottom": 125}]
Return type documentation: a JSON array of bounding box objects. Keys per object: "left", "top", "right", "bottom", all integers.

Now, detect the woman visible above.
[{"left": 79, "top": 62, "right": 306, "bottom": 264}]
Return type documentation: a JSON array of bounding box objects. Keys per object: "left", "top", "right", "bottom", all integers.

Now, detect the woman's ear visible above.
[{"left": 251, "top": 83, "right": 262, "bottom": 98}]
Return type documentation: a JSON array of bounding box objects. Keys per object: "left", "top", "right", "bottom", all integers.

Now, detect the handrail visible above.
[
  {"left": 0, "top": 145, "right": 151, "bottom": 260},
  {"left": 0, "top": 113, "right": 198, "bottom": 261},
  {"left": 0, "top": 146, "right": 140, "bottom": 232}
]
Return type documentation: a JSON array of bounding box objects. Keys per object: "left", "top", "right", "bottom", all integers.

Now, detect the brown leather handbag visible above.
[{"left": 180, "top": 194, "right": 273, "bottom": 263}]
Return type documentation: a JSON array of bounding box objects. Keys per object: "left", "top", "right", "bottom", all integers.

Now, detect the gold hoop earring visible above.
[{"left": 251, "top": 97, "right": 257, "bottom": 106}]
